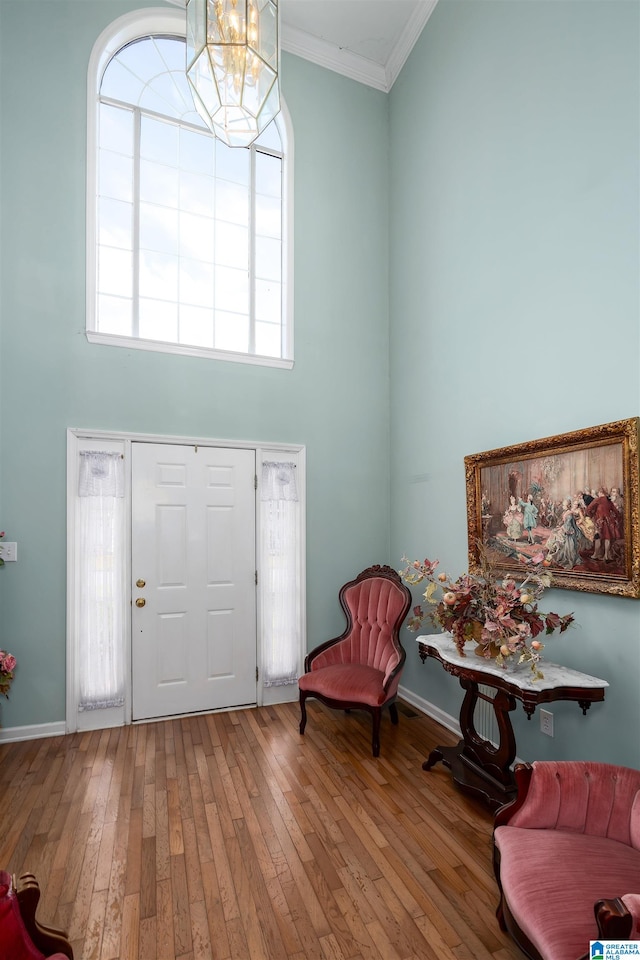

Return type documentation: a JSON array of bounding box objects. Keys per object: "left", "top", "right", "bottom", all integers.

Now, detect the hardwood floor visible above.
[{"left": 0, "top": 700, "right": 522, "bottom": 960}]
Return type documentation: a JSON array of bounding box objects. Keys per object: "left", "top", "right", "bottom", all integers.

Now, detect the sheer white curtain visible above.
[
  {"left": 77, "top": 451, "right": 125, "bottom": 710},
  {"left": 260, "top": 461, "right": 300, "bottom": 686}
]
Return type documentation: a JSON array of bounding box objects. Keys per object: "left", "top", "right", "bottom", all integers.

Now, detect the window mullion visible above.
[
  {"left": 249, "top": 145, "right": 256, "bottom": 356},
  {"left": 132, "top": 107, "right": 141, "bottom": 338},
  {"left": 279, "top": 155, "right": 285, "bottom": 358}
]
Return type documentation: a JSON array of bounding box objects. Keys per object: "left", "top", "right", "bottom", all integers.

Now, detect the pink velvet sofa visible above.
[
  {"left": 0, "top": 872, "right": 73, "bottom": 960},
  {"left": 493, "top": 761, "right": 640, "bottom": 960}
]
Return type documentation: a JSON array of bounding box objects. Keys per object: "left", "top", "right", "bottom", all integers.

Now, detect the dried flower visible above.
[
  {"left": 0, "top": 649, "right": 16, "bottom": 698},
  {"left": 400, "top": 546, "right": 574, "bottom": 679}
]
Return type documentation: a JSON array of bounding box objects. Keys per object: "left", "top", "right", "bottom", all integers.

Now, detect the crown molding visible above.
[
  {"left": 281, "top": 24, "right": 389, "bottom": 92},
  {"left": 165, "top": 0, "right": 438, "bottom": 93},
  {"left": 385, "top": 0, "right": 438, "bottom": 90}
]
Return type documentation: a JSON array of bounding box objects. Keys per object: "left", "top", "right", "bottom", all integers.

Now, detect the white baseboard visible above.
[
  {"left": 0, "top": 692, "right": 451, "bottom": 749},
  {"left": 398, "top": 684, "right": 461, "bottom": 738},
  {"left": 262, "top": 684, "right": 299, "bottom": 706},
  {"left": 0, "top": 721, "right": 67, "bottom": 744}
]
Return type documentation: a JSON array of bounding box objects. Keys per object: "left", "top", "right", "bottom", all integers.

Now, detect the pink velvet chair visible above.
[
  {"left": 493, "top": 761, "right": 640, "bottom": 960},
  {"left": 0, "top": 871, "right": 73, "bottom": 960},
  {"left": 298, "top": 564, "right": 411, "bottom": 757}
]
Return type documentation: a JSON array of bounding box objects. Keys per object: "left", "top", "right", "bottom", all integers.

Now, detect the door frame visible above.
[{"left": 66, "top": 428, "right": 306, "bottom": 734}]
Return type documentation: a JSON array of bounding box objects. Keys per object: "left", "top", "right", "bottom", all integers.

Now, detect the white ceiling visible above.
[
  {"left": 170, "top": 0, "right": 439, "bottom": 93},
  {"left": 280, "top": 0, "right": 438, "bottom": 91}
]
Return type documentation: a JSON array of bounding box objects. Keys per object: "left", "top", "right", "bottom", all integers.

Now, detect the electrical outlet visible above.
[
  {"left": 540, "top": 708, "right": 554, "bottom": 737},
  {"left": 0, "top": 541, "right": 17, "bottom": 562}
]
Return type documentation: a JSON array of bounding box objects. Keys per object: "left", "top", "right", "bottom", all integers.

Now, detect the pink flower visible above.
[{"left": 2, "top": 654, "right": 16, "bottom": 673}]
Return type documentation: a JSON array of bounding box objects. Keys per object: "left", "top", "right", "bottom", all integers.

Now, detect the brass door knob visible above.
[
  {"left": 136, "top": 579, "right": 146, "bottom": 588},
  {"left": 135, "top": 598, "right": 146, "bottom": 608}
]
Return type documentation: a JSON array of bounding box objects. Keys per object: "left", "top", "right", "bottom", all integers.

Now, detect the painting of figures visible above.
[{"left": 465, "top": 418, "right": 640, "bottom": 597}]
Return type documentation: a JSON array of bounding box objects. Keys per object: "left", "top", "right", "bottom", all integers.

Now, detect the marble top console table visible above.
[{"left": 417, "top": 633, "right": 609, "bottom": 810}]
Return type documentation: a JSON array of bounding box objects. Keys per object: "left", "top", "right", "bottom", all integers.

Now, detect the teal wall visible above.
[
  {"left": 0, "top": 2, "right": 390, "bottom": 727},
  {"left": 390, "top": 0, "right": 640, "bottom": 766}
]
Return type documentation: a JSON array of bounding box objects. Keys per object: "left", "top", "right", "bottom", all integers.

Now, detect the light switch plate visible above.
[{"left": 0, "top": 541, "right": 17, "bottom": 562}]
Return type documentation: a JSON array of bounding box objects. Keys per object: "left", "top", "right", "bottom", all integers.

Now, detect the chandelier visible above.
[{"left": 186, "top": 0, "right": 280, "bottom": 148}]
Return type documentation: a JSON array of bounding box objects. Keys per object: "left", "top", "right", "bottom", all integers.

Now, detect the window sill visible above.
[{"left": 86, "top": 331, "right": 294, "bottom": 369}]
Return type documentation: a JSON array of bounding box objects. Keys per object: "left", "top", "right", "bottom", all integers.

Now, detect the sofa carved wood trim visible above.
[{"left": 0, "top": 870, "right": 73, "bottom": 959}]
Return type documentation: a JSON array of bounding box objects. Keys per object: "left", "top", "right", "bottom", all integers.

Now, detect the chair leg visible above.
[
  {"left": 371, "top": 708, "right": 382, "bottom": 757},
  {"left": 389, "top": 702, "right": 399, "bottom": 726},
  {"left": 496, "top": 894, "right": 507, "bottom": 931},
  {"left": 299, "top": 693, "right": 307, "bottom": 735}
]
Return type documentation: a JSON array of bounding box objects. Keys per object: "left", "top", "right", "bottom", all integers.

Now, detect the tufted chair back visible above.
[{"left": 309, "top": 572, "right": 409, "bottom": 690}]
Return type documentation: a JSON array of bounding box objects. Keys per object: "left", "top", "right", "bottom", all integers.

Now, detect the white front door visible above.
[{"left": 131, "top": 442, "right": 256, "bottom": 721}]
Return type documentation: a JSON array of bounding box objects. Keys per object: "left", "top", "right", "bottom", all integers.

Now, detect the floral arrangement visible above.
[
  {"left": 0, "top": 533, "right": 17, "bottom": 696},
  {"left": 0, "top": 650, "right": 16, "bottom": 698},
  {"left": 400, "top": 548, "right": 574, "bottom": 679}
]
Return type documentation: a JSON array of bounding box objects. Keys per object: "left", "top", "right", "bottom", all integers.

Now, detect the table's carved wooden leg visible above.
[
  {"left": 459, "top": 680, "right": 517, "bottom": 788},
  {"left": 422, "top": 747, "right": 444, "bottom": 771},
  {"left": 422, "top": 678, "right": 518, "bottom": 808}
]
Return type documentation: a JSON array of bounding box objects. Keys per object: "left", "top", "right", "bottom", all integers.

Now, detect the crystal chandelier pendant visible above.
[{"left": 186, "top": 0, "right": 281, "bottom": 148}]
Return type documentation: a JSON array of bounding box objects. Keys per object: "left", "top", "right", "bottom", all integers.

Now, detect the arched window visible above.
[{"left": 86, "top": 9, "right": 292, "bottom": 367}]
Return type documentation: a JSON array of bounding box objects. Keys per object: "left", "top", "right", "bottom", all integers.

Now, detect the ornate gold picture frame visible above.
[{"left": 465, "top": 418, "right": 640, "bottom": 597}]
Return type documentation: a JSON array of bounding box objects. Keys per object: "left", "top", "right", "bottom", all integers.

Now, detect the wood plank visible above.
[
  {"left": 141, "top": 834, "right": 157, "bottom": 919},
  {"left": 120, "top": 892, "right": 141, "bottom": 959},
  {"left": 139, "top": 916, "right": 157, "bottom": 960},
  {"left": 171, "top": 853, "right": 193, "bottom": 957},
  {"left": 156, "top": 877, "right": 175, "bottom": 959}
]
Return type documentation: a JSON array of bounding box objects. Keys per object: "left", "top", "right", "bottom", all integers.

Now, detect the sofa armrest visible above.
[
  {"left": 15, "top": 873, "right": 74, "bottom": 960},
  {"left": 621, "top": 894, "right": 640, "bottom": 938},
  {"left": 595, "top": 898, "right": 634, "bottom": 940},
  {"left": 494, "top": 763, "right": 534, "bottom": 828}
]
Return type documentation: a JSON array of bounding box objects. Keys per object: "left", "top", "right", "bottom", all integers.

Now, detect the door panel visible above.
[{"left": 132, "top": 442, "right": 256, "bottom": 720}]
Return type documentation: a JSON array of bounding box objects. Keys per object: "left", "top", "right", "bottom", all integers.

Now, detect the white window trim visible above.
[
  {"left": 85, "top": 7, "right": 294, "bottom": 369},
  {"left": 66, "top": 427, "right": 306, "bottom": 733}
]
